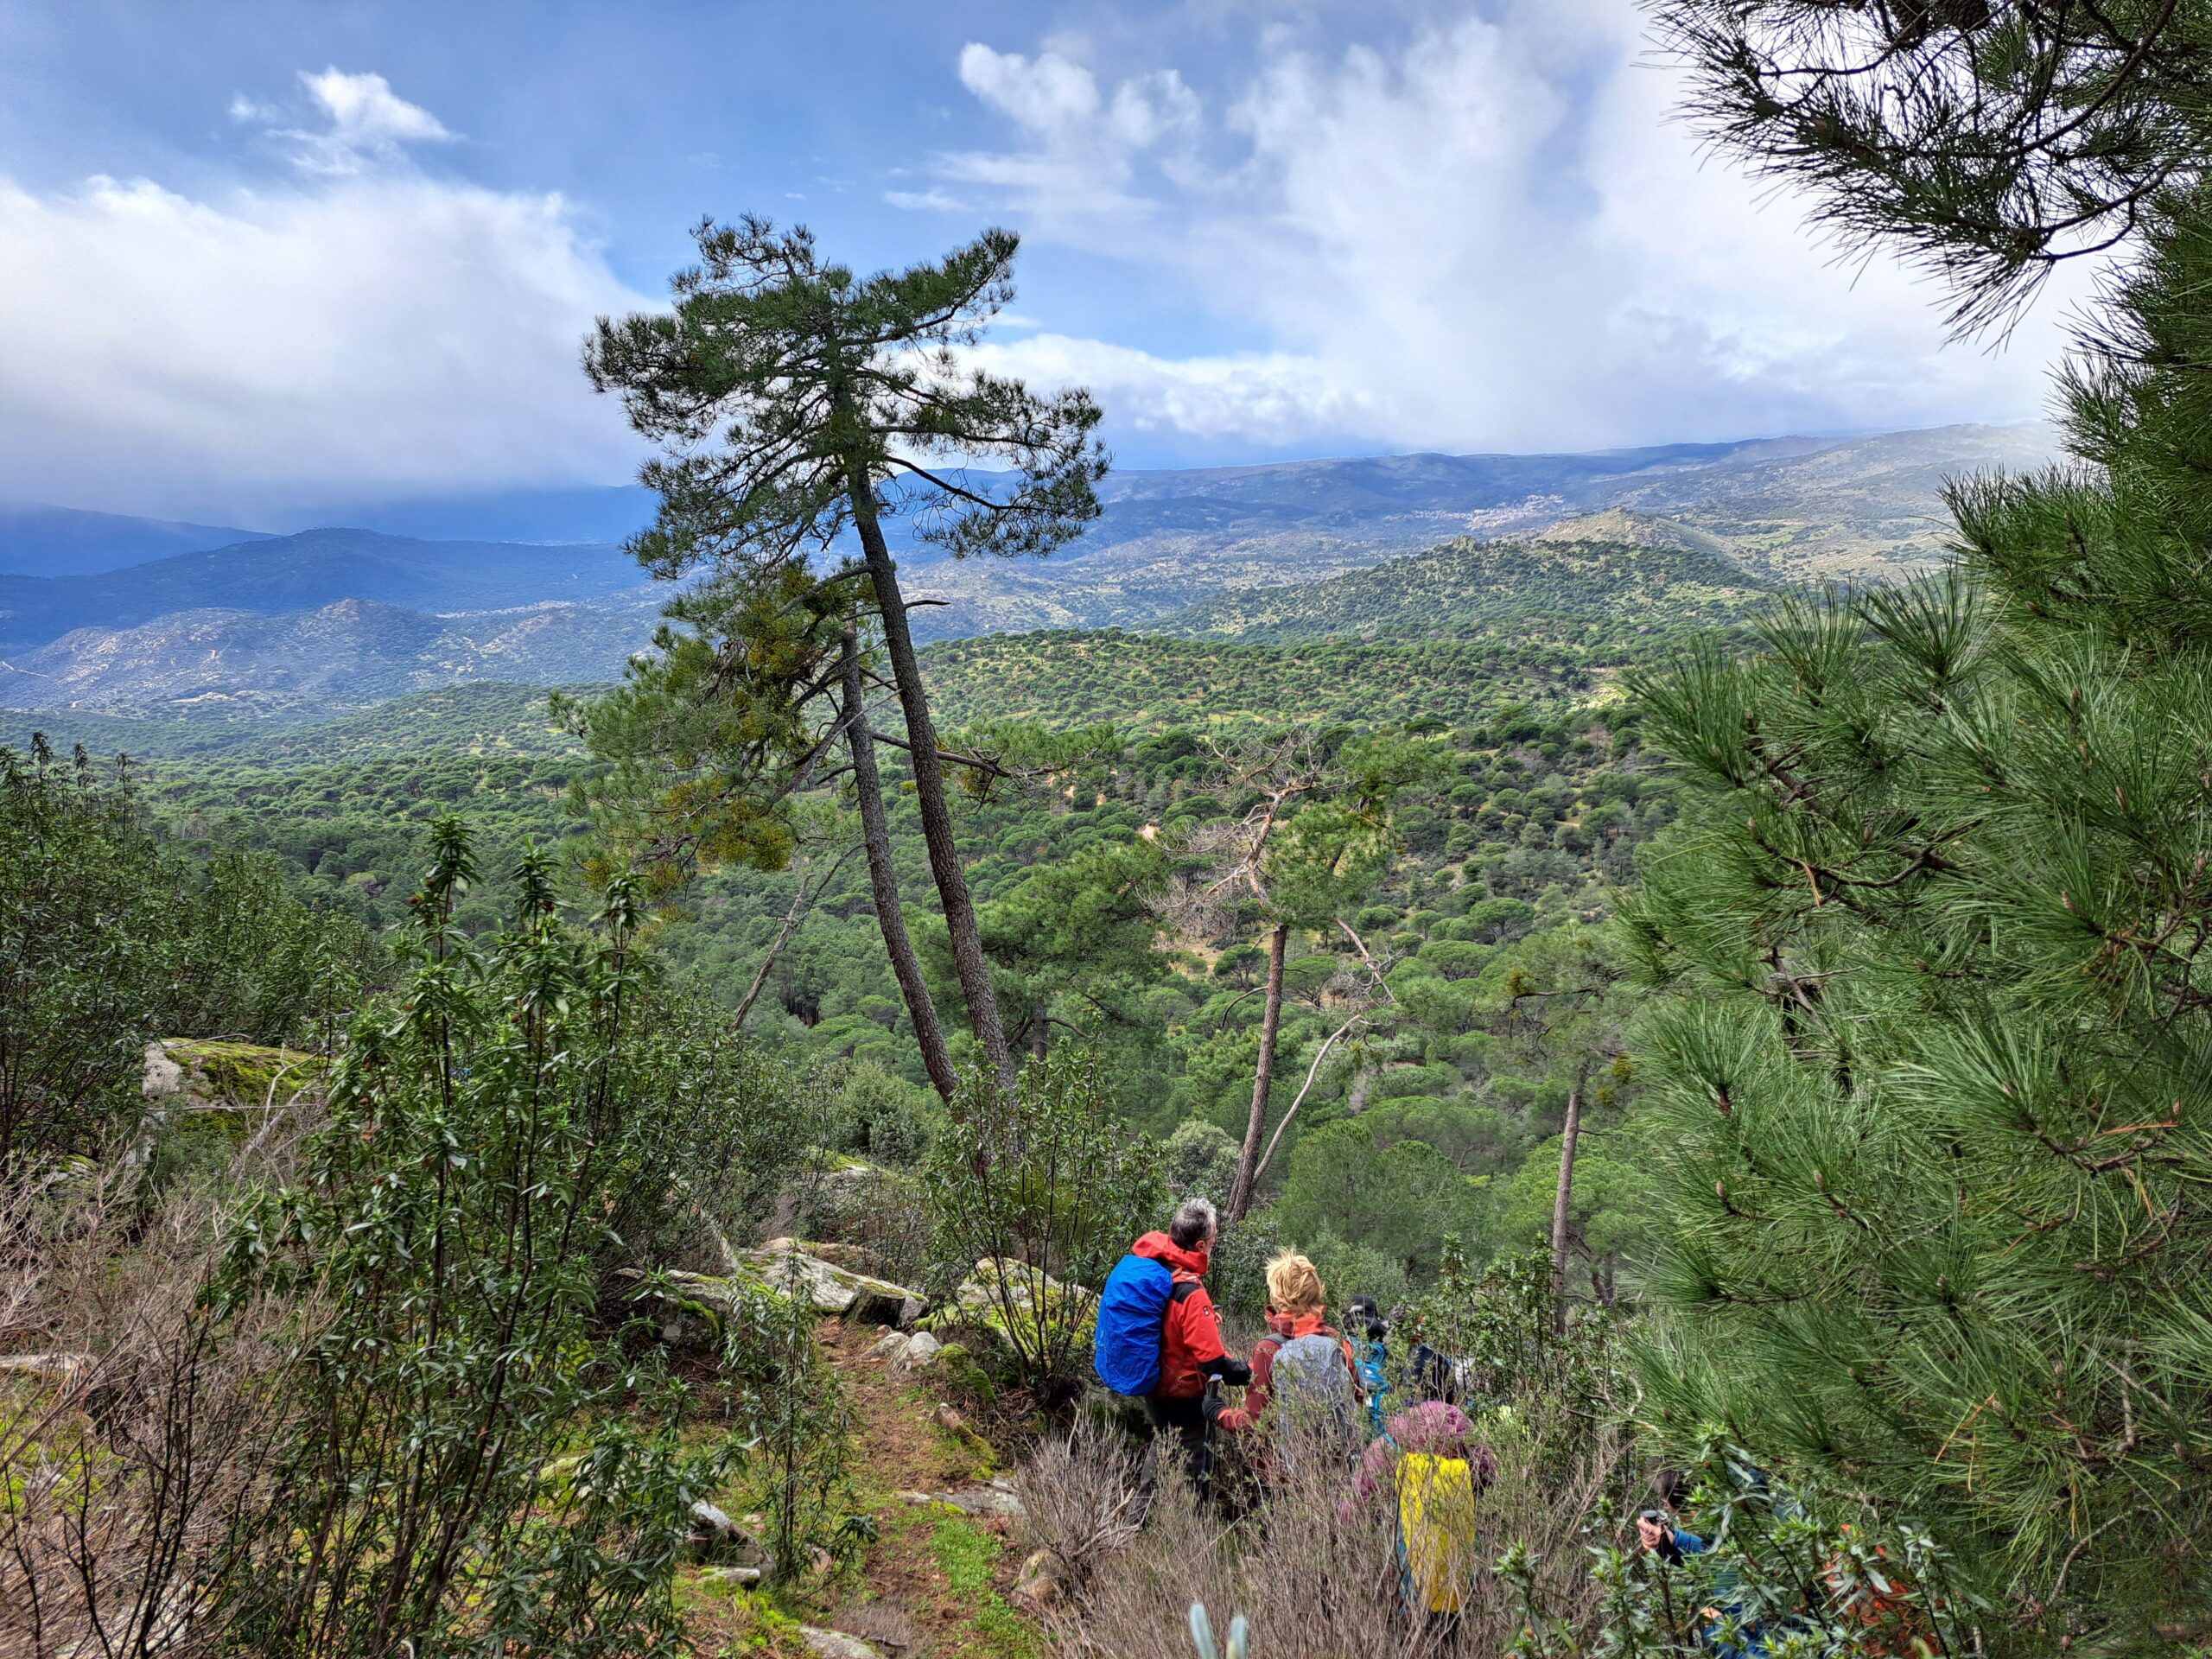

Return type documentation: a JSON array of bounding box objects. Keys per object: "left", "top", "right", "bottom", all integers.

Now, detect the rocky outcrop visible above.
[
  {"left": 143, "top": 1039, "right": 327, "bottom": 1110},
  {"left": 685, "top": 1500, "right": 770, "bottom": 1576},
  {"left": 747, "top": 1249, "right": 921, "bottom": 1325},
  {"left": 928, "top": 1257, "right": 1095, "bottom": 1369},
  {"left": 129, "top": 1039, "right": 329, "bottom": 1169},
  {"left": 868, "top": 1330, "right": 942, "bottom": 1372},
  {"left": 1011, "top": 1548, "right": 1069, "bottom": 1614},
  {"left": 624, "top": 1249, "right": 926, "bottom": 1348},
  {"left": 798, "top": 1627, "right": 883, "bottom": 1659}
]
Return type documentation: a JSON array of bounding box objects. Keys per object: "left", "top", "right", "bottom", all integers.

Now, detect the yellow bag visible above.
[{"left": 1395, "top": 1452, "right": 1479, "bottom": 1614}]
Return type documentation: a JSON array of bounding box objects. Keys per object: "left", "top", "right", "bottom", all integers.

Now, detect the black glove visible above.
[
  {"left": 1211, "top": 1357, "right": 1253, "bottom": 1389},
  {"left": 1202, "top": 1382, "right": 1229, "bottom": 1426}
]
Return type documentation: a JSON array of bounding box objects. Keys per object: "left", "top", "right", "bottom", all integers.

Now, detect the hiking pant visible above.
[{"left": 1145, "top": 1393, "right": 1212, "bottom": 1493}]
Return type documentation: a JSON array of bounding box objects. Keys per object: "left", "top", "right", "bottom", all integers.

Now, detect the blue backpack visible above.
[
  {"left": 1357, "top": 1334, "right": 1394, "bottom": 1435},
  {"left": 1093, "top": 1252, "right": 1177, "bottom": 1395}
]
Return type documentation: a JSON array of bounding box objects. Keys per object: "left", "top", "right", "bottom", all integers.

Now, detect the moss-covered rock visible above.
[
  {"left": 929, "top": 1340, "right": 997, "bottom": 1407},
  {"left": 142, "top": 1039, "right": 326, "bottom": 1110},
  {"left": 927, "top": 1257, "right": 1096, "bottom": 1369},
  {"left": 132, "top": 1039, "right": 329, "bottom": 1179},
  {"left": 622, "top": 1251, "right": 926, "bottom": 1351},
  {"left": 738, "top": 1249, "right": 922, "bottom": 1325}
]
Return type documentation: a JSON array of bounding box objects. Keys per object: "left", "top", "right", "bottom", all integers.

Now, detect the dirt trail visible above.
[{"left": 680, "top": 1318, "right": 1043, "bottom": 1658}]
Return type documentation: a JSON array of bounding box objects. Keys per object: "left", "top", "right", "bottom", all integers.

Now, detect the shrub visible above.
[
  {"left": 921, "top": 1047, "right": 1163, "bottom": 1402},
  {"left": 1402, "top": 1245, "right": 1621, "bottom": 1476},
  {"left": 0, "top": 1166, "right": 306, "bottom": 1655},
  {"left": 602, "top": 988, "right": 832, "bottom": 1276},
  {"left": 1161, "top": 1117, "right": 1240, "bottom": 1207},
  {"left": 718, "top": 1279, "right": 860, "bottom": 1581},
  {"left": 1302, "top": 1232, "right": 1412, "bottom": 1320},
  {"left": 1205, "top": 1205, "right": 1281, "bottom": 1325},
  {"left": 0, "top": 741, "right": 377, "bottom": 1169},
  {"left": 832, "top": 1058, "right": 941, "bottom": 1166},
  {"left": 1033, "top": 1402, "right": 1621, "bottom": 1659},
  {"left": 213, "top": 825, "right": 730, "bottom": 1657}
]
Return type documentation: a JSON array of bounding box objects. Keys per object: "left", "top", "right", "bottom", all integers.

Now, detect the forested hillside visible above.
[
  {"left": 9, "top": 5, "right": 2203, "bottom": 1648},
  {"left": 1157, "top": 516, "right": 1771, "bottom": 641}
]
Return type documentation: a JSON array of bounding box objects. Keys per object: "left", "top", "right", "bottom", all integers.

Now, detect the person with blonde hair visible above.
[{"left": 1210, "top": 1250, "right": 1362, "bottom": 1473}]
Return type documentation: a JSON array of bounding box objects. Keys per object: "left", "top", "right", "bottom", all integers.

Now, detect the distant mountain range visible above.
[
  {"left": 0, "top": 595, "right": 656, "bottom": 717},
  {"left": 0, "top": 528, "right": 645, "bottom": 652},
  {"left": 0, "top": 423, "right": 2056, "bottom": 721},
  {"left": 0, "top": 503, "right": 273, "bottom": 578},
  {"left": 901, "top": 423, "right": 2054, "bottom": 639}
]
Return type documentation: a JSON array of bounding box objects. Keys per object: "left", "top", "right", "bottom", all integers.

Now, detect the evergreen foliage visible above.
[
  {"left": 0, "top": 737, "right": 377, "bottom": 1167},
  {"left": 581, "top": 214, "right": 1109, "bottom": 1087},
  {"left": 214, "top": 826, "right": 738, "bottom": 1656},
  {"left": 1636, "top": 3, "right": 2212, "bottom": 1637}
]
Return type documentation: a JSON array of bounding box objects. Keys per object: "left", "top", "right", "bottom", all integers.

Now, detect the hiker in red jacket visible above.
[{"left": 1133, "top": 1198, "right": 1249, "bottom": 1480}]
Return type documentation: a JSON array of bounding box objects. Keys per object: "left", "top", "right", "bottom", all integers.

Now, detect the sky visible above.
[{"left": 0, "top": 0, "right": 2091, "bottom": 527}]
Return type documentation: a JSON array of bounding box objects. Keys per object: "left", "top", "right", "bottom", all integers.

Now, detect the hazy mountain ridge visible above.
[
  {"left": 0, "top": 503, "right": 273, "bottom": 578},
  {"left": 0, "top": 424, "right": 2055, "bottom": 721},
  {"left": 0, "top": 595, "right": 657, "bottom": 716},
  {"left": 903, "top": 423, "right": 2054, "bottom": 639},
  {"left": 0, "top": 527, "right": 645, "bottom": 652}
]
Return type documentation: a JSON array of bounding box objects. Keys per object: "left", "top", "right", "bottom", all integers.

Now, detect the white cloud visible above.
[
  {"left": 931, "top": 46, "right": 1200, "bottom": 221},
  {"left": 959, "top": 45, "right": 1102, "bottom": 134},
  {"left": 248, "top": 67, "right": 458, "bottom": 175},
  {"left": 912, "top": 5, "right": 2088, "bottom": 454},
  {"left": 972, "top": 333, "right": 1374, "bottom": 444},
  {"left": 304, "top": 68, "right": 450, "bottom": 146},
  {"left": 0, "top": 74, "right": 645, "bottom": 521}
]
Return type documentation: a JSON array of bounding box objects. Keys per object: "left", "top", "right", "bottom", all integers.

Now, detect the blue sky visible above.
[{"left": 0, "top": 2, "right": 2080, "bottom": 524}]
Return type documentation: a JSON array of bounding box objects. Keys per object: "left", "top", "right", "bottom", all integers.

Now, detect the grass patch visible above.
[
  {"left": 928, "top": 1514, "right": 1040, "bottom": 1658},
  {"left": 931, "top": 1513, "right": 999, "bottom": 1596}
]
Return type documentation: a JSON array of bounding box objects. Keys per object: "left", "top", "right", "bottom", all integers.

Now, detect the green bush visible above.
[
  {"left": 213, "top": 825, "right": 732, "bottom": 1656},
  {"left": 718, "top": 1280, "right": 861, "bottom": 1581},
  {"left": 1161, "top": 1117, "right": 1240, "bottom": 1207},
  {"left": 1303, "top": 1233, "right": 1412, "bottom": 1320},
  {"left": 0, "top": 741, "right": 378, "bottom": 1169},
  {"left": 921, "top": 1047, "right": 1163, "bottom": 1402},
  {"left": 832, "top": 1058, "right": 940, "bottom": 1166}
]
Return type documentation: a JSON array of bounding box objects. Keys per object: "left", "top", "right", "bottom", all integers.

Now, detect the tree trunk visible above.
[
  {"left": 1032, "top": 999, "right": 1050, "bottom": 1061},
  {"left": 732, "top": 842, "right": 856, "bottom": 1033},
  {"left": 847, "top": 471, "right": 1014, "bottom": 1088},
  {"left": 1550, "top": 1079, "right": 1584, "bottom": 1338},
  {"left": 1227, "top": 921, "right": 1288, "bottom": 1222},
  {"left": 841, "top": 629, "right": 959, "bottom": 1103}
]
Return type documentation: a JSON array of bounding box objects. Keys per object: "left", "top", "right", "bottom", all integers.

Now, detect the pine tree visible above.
[
  {"left": 583, "top": 218, "right": 1108, "bottom": 1089},
  {"left": 1633, "top": 3, "right": 2212, "bottom": 1642}
]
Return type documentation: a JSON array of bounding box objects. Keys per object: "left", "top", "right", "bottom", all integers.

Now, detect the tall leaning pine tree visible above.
[
  {"left": 1631, "top": 3, "right": 2212, "bottom": 1646},
  {"left": 587, "top": 218, "right": 1108, "bottom": 1088}
]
